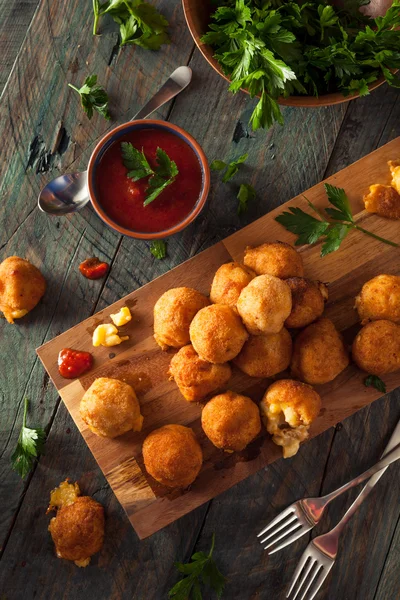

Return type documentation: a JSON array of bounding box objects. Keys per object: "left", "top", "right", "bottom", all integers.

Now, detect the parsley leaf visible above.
[
  {"left": 68, "top": 74, "right": 110, "bottom": 120},
  {"left": 321, "top": 223, "right": 351, "bottom": 256},
  {"left": 324, "top": 183, "right": 353, "bottom": 222},
  {"left": 211, "top": 153, "right": 248, "bottom": 183},
  {"left": 149, "top": 239, "right": 167, "bottom": 259},
  {"left": 237, "top": 183, "right": 256, "bottom": 215},
  {"left": 168, "top": 533, "right": 226, "bottom": 600},
  {"left": 11, "top": 398, "right": 46, "bottom": 479},
  {"left": 275, "top": 207, "right": 330, "bottom": 246},
  {"left": 364, "top": 375, "right": 387, "bottom": 394},
  {"left": 121, "top": 142, "right": 153, "bottom": 181},
  {"left": 143, "top": 148, "right": 178, "bottom": 206}
]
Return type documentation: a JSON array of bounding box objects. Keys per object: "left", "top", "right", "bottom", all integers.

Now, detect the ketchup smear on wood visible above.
[
  {"left": 58, "top": 348, "right": 93, "bottom": 379},
  {"left": 95, "top": 128, "right": 203, "bottom": 233}
]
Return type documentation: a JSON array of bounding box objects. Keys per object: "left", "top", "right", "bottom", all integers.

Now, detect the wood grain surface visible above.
[
  {"left": 37, "top": 137, "right": 400, "bottom": 539},
  {"left": 0, "top": 0, "right": 399, "bottom": 598}
]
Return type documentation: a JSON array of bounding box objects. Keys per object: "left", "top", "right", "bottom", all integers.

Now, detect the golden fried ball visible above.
[
  {"left": 201, "top": 391, "right": 261, "bottom": 452},
  {"left": 142, "top": 424, "right": 203, "bottom": 488},
  {"left": 237, "top": 274, "right": 292, "bottom": 335},
  {"left": 285, "top": 278, "right": 328, "bottom": 328},
  {"left": 210, "top": 262, "right": 256, "bottom": 309},
  {"left": 389, "top": 160, "right": 400, "bottom": 194},
  {"left": 233, "top": 328, "right": 292, "bottom": 378},
  {"left": 48, "top": 496, "right": 105, "bottom": 567},
  {"left": 168, "top": 345, "right": 231, "bottom": 402},
  {"left": 352, "top": 320, "right": 400, "bottom": 375},
  {"left": 80, "top": 377, "right": 143, "bottom": 438},
  {"left": 363, "top": 184, "right": 400, "bottom": 220},
  {"left": 355, "top": 274, "right": 400, "bottom": 324},
  {"left": 153, "top": 287, "right": 210, "bottom": 350},
  {"left": 0, "top": 256, "right": 46, "bottom": 323},
  {"left": 260, "top": 379, "right": 321, "bottom": 458},
  {"left": 243, "top": 242, "right": 304, "bottom": 278},
  {"left": 189, "top": 304, "right": 248, "bottom": 363},
  {"left": 291, "top": 318, "right": 349, "bottom": 385}
]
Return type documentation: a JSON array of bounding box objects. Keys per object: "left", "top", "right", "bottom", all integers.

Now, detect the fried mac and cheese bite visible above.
[
  {"left": 352, "top": 320, "right": 400, "bottom": 375},
  {"left": 210, "top": 262, "right": 255, "bottom": 308},
  {"left": 80, "top": 377, "right": 143, "bottom": 438},
  {"left": 243, "top": 242, "right": 304, "bottom": 278},
  {"left": 190, "top": 304, "right": 248, "bottom": 363},
  {"left": 285, "top": 278, "right": 328, "bottom": 329},
  {"left": 291, "top": 318, "right": 349, "bottom": 385},
  {"left": 168, "top": 345, "right": 231, "bottom": 402},
  {"left": 153, "top": 287, "right": 209, "bottom": 351},
  {"left": 260, "top": 380, "right": 321, "bottom": 458},
  {"left": 355, "top": 274, "right": 400, "bottom": 324},
  {"left": 48, "top": 480, "right": 104, "bottom": 567},
  {"left": 0, "top": 256, "right": 46, "bottom": 323},
  {"left": 142, "top": 424, "right": 203, "bottom": 488},
  {"left": 233, "top": 328, "right": 292, "bottom": 378},
  {"left": 363, "top": 184, "right": 400, "bottom": 220},
  {"left": 389, "top": 160, "right": 400, "bottom": 194},
  {"left": 201, "top": 391, "right": 261, "bottom": 452},
  {"left": 237, "top": 274, "right": 292, "bottom": 335}
]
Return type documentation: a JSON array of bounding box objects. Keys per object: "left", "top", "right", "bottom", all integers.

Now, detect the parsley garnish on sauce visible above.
[
  {"left": 275, "top": 183, "right": 399, "bottom": 257},
  {"left": 168, "top": 533, "right": 226, "bottom": 600},
  {"left": 202, "top": 0, "right": 400, "bottom": 131},
  {"left": 68, "top": 74, "right": 111, "bottom": 121},
  {"left": 93, "top": 0, "right": 170, "bottom": 50},
  {"left": 121, "top": 143, "right": 179, "bottom": 206},
  {"left": 11, "top": 398, "right": 46, "bottom": 479}
]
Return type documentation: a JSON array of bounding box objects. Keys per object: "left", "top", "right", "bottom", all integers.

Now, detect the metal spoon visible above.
[{"left": 38, "top": 66, "right": 192, "bottom": 216}]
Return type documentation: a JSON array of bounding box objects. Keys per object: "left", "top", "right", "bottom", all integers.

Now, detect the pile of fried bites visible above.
[{"left": 1, "top": 238, "right": 399, "bottom": 567}]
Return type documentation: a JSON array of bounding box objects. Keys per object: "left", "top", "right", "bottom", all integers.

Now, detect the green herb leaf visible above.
[
  {"left": 364, "top": 374, "right": 387, "bottom": 394},
  {"left": 68, "top": 74, "right": 111, "bottom": 120},
  {"left": 149, "top": 240, "right": 167, "bottom": 260},
  {"left": 143, "top": 147, "right": 178, "bottom": 206},
  {"left": 237, "top": 183, "right": 256, "bottom": 215},
  {"left": 121, "top": 142, "right": 154, "bottom": 181},
  {"left": 324, "top": 184, "right": 353, "bottom": 222},
  {"left": 210, "top": 160, "right": 228, "bottom": 171},
  {"left": 275, "top": 207, "right": 330, "bottom": 246},
  {"left": 168, "top": 533, "right": 226, "bottom": 600},
  {"left": 211, "top": 154, "right": 248, "bottom": 183},
  {"left": 11, "top": 398, "right": 46, "bottom": 479},
  {"left": 321, "top": 223, "right": 351, "bottom": 256}
]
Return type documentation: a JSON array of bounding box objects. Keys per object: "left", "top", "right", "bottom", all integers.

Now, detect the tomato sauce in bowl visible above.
[{"left": 91, "top": 125, "right": 205, "bottom": 236}]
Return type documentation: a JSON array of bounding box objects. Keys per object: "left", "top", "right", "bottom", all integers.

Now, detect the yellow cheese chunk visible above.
[
  {"left": 92, "top": 323, "right": 129, "bottom": 347},
  {"left": 110, "top": 306, "right": 132, "bottom": 327},
  {"left": 48, "top": 479, "right": 80, "bottom": 511}
]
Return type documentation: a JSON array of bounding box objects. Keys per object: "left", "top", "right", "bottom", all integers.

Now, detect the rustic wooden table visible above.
[{"left": 0, "top": 1, "right": 399, "bottom": 599}]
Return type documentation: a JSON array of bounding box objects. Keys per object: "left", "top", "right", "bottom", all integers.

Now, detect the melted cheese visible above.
[
  {"left": 92, "top": 323, "right": 129, "bottom": 347},
  {"left": 110, "top": 306, "right": 132, "bottom": 327}
]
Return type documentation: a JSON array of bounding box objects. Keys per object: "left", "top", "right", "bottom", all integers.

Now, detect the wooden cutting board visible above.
[{"left": 37, "top": 137, "right": 400, "bottom": 540}]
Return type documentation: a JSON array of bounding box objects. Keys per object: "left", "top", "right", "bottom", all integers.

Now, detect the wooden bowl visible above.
[{"left": 182, "top": 0, "right": 387, "bottom": 107}]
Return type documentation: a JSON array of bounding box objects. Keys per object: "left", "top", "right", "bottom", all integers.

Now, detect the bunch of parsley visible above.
[{"left": 202, "top": 0, "right": 400, "bottom": 130}]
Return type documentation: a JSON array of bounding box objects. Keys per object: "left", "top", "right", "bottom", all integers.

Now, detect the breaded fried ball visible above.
[
  {"left": 237, "top": 274, "right": 292, "bottom": 335},
  {"left": 154, "top": 287, "right": 209, "bottom": 351},
  {"left": 0, "top": 256, "right": 46, "bottom": 323},
  {"left": 142, "top": 424, "right": 202, "bottom": 488},
  {"left": 48, "top": 496, "right": 105, "bottom": 567},
  {"left": 291, "top": 318, "right": 349, "bottom": 385},
  {"left": 210, "top": 262, "right": 256, "bottom": 309},
  {"left": 233, "top": 328, "right": 292, "bottom": 378},
  {"left": 243, "top": 242, "right": 304, "bottom": 278},
  {"left": 201, "top": 391, "right": 261, "bottom": 452},
  {"left": 168, "top": 345, "right": 231, "bottom": 402},
  {"left": 352, "top": 320, "right": 400, "bottom": 375},
  {"left": 363, "top": 184, "right": 400, "bottom": 220},
  {"left": 355, "top": 274, "right": 400, "bottom": 324},
  {"left": 389, "top": 160, "right": 400, "bottom": 194},
  {"left": 189, "top": 304, "right": 248, "bottom": 363},
  {"left": 285, "top": 278, "right": 328, "bottom": 328},
  {"left": 80, "top": 377, "right": 143, "bottom": 438},
  {"left": 260, "top": 379, "right": 321, "bottom": 458}
]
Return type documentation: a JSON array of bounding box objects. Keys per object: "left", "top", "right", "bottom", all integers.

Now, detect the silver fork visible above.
[{"left": 258, "top": 420, "right": 400, "bottom": 555}]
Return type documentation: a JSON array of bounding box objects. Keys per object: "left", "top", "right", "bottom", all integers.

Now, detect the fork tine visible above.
[
  {"left": 306, "top": 565, "right": 330, "bottom": 600},
  {"left": 268, "top": 526, "right": 309, "bottom": 555},
  {"left": 263, "top": 521, "right": 302, "bottom": 551},
  {"left": 257, "top": 506, "right": 295, "bottom": 538},
  {"left": 259, "top": 513, "right": 297, "bottom": 544},
  {"left": 297, "top": 563, "right": 321, "bottom": 600},
  {"left": 286, "top": 554, "right": 313, "bottom": 599}
]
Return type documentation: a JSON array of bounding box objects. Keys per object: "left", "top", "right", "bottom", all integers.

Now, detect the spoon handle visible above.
[{"left": 131, "top": 66, "right": 192, "bottom": 121}]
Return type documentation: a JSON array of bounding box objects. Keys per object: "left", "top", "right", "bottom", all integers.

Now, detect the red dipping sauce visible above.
[{"left": 95, "top": 128, "right": 203, "bottom": 233}]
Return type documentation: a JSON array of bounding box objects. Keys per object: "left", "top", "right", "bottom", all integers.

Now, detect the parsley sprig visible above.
[
  {"left": 276, "top": 183, "right": 399, "bottom": 257},
  {"left": 168, "top": 533, "right": 226, "bottom": 600},
  {"left": 121, "top": 143, "right": 178, "bottom": 206},
  {"left": 68, "top": 75, "right": 110, "bottom": 120},
  {"left": 93, "top": 0, "right": 170, "bottom": 50},
  {"left": 364, "top": 375, "right": 387, "bottom": 394},
  {"left": 202, "top": 0, "right": 400, "bottom": 130},
  {"left": 150, "top": 239, "right": 167, "bottom": 259},
  {"left": 211, "top": 153, "right": 248, "bottom": 183},
  {"left": 11, "top": 398, "right": 46, "bottom": 479}
]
